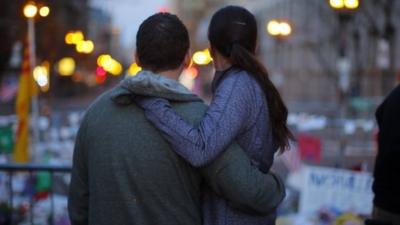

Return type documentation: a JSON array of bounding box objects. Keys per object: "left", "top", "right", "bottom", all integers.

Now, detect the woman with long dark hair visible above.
[{"left": 135, "top": 5, "right": 293, "bottom": 224}]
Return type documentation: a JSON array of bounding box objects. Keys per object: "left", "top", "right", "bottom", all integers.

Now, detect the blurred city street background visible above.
[{"left": 0, "top": 0, "right": 399, "bottom": 224}]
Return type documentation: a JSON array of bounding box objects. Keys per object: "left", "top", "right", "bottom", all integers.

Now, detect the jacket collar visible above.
[
  {"left": 111, "top": 70, "right": 202, "bottom": 105},
  {"left": 211, "top": 66, "right": 237, "bottom": 93}
]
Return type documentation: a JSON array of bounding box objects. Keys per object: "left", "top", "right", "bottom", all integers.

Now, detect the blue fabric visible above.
[{"left": 138, "top": 67, "right": 278, "bottom": 225}]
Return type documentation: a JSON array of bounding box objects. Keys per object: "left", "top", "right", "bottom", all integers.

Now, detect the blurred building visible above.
[
  {"left": 253, "top": 0, "right": 400, "bottom": 116},
  {"left": 0, "top": 0, "right": 123, "bottom": 114},
  {"left": 168, "top": 0, "right": 400, "bottom": 170},
  {"left": 172, "top": 0, "right": 400, "bottom": 116},
  {"left": 0, "top": 0, "right": 90, "bottom": 114},
  {"left": 88, "top": 8, "right": 112, "bottom": 53}
]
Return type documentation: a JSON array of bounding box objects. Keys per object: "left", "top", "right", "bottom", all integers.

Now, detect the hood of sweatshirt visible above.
[{"left": 111, "top": 70, "right": 201, "bottom": 105}]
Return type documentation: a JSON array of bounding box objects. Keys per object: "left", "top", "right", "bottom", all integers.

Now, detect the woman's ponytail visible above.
[{"left": 230, "top": 43, "right": 294, "bottom": 152}]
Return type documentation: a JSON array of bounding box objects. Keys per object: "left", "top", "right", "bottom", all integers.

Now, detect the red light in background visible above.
[
  {"left": 158, "top": 6, "right": 169, "bottom": 13},
  {"left": 96, "top": 74, "right": 106, "bottom": 84},
  {"left": 96, "top": 66, "right": 107, "bottom": 84},
  {"left": 96, "top": 66, "right": 106, "bottom": 76}
]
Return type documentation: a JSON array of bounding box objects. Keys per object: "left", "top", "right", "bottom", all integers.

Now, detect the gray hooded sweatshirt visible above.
[{"left": 68, "top": 71, "right": 285, "bottom": 225}]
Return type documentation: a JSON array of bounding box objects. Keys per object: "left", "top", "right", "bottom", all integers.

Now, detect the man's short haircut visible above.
[{"left": 136, "top": 13, "right": 190, "bottom": 71}]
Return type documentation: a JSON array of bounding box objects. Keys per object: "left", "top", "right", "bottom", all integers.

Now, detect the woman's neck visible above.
[{"left": 213, "top": 52, "right": 232, "bottom": 71}]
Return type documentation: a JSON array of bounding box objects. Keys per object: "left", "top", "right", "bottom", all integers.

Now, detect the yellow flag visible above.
[{"left": 13, "top": 39, "right": 38, "bottom": 162}]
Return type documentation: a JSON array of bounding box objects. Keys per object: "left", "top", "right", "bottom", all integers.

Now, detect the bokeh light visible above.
[
  {"left": 330, "top": 0, "right": 345, "bottom": 9},
  {"left": 280, "top": 22, "right": 292, "bottom": 36},
  {"left": 23, "top": 3, "right": 38, "bottom": 18},
  {"left": 267, "top": 20, "right": 281, "bottom": 36},
  {"left": 267, "top": 20, "right": 292, "bottom": 37},
  {"left": 127, "top": 63, "right": 142, "bottom": 76},
  {"left": 96, "top": 66, "right": 107, "bottom": 77},
  {"left": 344, "top": 0, "right": 359, "bottom": 9},
  {"left": 39, "top": 6, "right": 50, "bottom": 17},
  {"left": 65, "top": 31, "right": 84, "bottom": 45},
  {"left": 76, "top": 40, "right": 94, "bottom": 54},
  {"left": 96, "top": 54, "right": 122, "bottom": 76},
  {"left": 33, "top": 66, "right": 48, "bottom": 87},
  {"left": 57, "top": 57, "right": 75, "bottom": 76},
  {"left": 33, "top": 61, "right": 50, "bottom": 92},
  {"left": 192, "top": 49, "right": 212, "bottom": 66}
]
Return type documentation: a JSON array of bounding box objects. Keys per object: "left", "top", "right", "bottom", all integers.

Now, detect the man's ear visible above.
[{"left": 135, "top": 52, "right": 141, "bottom": 67}]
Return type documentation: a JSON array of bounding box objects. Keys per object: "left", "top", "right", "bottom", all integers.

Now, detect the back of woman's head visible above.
[
  {"left": 208, "top": 6, "right": 294, "bottom": 152},
  {"left": 208, "top": 6, "right": 257, "bottom": 57}
]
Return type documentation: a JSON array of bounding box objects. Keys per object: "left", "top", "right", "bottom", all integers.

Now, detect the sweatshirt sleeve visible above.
[
  {"left": 200, "top": 141, "right": 286, "bottom": 214},
  {"left": 140, "top": 74, "right": 253, "bottom": 167},
  {"left": 68, "top": 120, "right": 89, "bottom": 225}
]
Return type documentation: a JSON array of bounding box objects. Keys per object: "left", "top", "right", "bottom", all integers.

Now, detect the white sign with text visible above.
[{"left": 299, "top": 165, "right": 373, "bottom": 215}]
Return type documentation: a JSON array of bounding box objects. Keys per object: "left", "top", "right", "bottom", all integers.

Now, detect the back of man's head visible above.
[{"left": 136, "top": 13, "right": 189, "bottom": 72}]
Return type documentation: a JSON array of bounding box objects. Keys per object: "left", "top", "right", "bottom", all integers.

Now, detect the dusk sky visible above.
[{"left": 92, "top": 0, "right": 170, "bottom": 49}]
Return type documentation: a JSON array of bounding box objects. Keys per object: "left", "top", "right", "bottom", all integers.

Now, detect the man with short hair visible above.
[{"left": 68, "top": 13, "right": 285, "bottom": 225}]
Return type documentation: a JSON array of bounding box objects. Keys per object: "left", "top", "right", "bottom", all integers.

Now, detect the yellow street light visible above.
[
  {"left": 108, "top": 61, "right": 123, "bottom": 76},
  {"left": 33, "top": 66, "right": 48, "bottom": 87},
  {"left": 76, "top": 40, "right": 94, "bottom": 54},
  {"left": 97, "top": 54, "right": 112, "bottom": 67},
  {"left": 33, "top": 61, "right": 50, "bottom": 92},
  {"left": 267, "top": 20, "right": 292, "bottom": 37},
  {"left": 127, "top": 63, "right": 142, "bottom": 76},
  {"left": 65, "top": 31, "right": 84, "bottom": 45},
  {"left": 267, "top": 20, "right": 281, "bottom": 36},
  {"left": 329, "top": 0, "right": 359, "bottom": 10},
  {"left": 279, "top": 22, "right": 292, "bottom": 36},
  {"left": 344, "top": 0, "right": 359, "bottom": 9},
  {"left": 97, "top": 54, "right": 122, "bottom": 75},
  {"left": 23, "top": 2, "right": 38, "bottom": 18},
  {"left": 192, "top": 49, "right": 212, "bottom": 65},
  {"left": 76, "top": 41, "right": 84, "bottom": 53},
  {"left": 58, "top": 57, "right": 76, "bottom": 76},
  {"left": 329, "top": 0, "right": 345, "bottom": 9},
  {"left": 39, "top": 6, "right": 50, "bottom": 17},
  {"left": 65, "top": 32, "right": 74, "bottom": 45},
  {"left": 72, "top": 31, "right": 84, "bottom": 44}
]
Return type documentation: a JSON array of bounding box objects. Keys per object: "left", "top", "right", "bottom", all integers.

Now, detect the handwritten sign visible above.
[{"left": 299, "top": 166, "right": 373, "bottom": 215}]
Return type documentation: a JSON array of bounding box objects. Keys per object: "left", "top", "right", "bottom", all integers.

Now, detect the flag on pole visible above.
[{"left": 13, "top": 38, "right": 38, "bottom": 162}]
